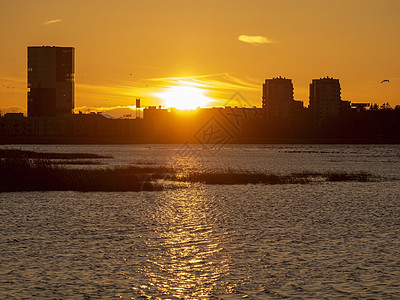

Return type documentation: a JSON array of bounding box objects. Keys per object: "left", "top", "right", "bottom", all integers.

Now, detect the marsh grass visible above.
[
  {"left": 174, "top": 171, "right": 311, "bottom": 185},
  {"left": 50, "top": 160, "right": 105, "bottom": 165},
  {"left": 0, "top": 151, "right": 167, "bottom": 192},
  {"left": 173, "top": 170, "right": 380, "bottom": 185},
  {"left": 325, "top": 171, "right": 372, "bottom": 182},
  {"left": 0, "top": 149, "right": 112, "bottom": 159},
  {"left": 0, "top": 149, "right": 388, "bottom": 192}
]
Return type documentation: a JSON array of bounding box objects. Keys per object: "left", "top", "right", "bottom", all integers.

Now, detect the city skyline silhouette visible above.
[{"left": 1, "top": 0, "right": 399, "bottom": 117}]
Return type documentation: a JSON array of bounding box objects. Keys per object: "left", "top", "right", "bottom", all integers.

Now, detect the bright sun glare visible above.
[{"left": 155, "top": 85, "right": 212, "bottom": 110}]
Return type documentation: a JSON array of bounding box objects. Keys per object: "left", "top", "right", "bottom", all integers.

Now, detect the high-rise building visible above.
[
  {"left": 309, "top": 77, "right": 342, "bottom": 124},
  {"left": 262, "top": 77, "right": 303, "bottom": 120},
  {"left": 27, "top": 46, "right": 75, "bottom": 117}
]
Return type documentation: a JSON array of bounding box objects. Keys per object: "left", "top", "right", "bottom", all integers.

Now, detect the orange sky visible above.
[{"left": 1, "top": 0, "right": 399, "bottom": 116}]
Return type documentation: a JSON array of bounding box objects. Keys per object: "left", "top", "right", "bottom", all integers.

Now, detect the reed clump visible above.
[
  {"left": 324, "top": 171, "right": 372, "bottom": 182},
  {"left": 175, "top": 171, "right": 311, "bottom": 185},
  {"left": 0, "top": 149, "right": 112, "bottom": 159},
  {"left": 0, "top": 151, "right": 168, "bottom": 192}
]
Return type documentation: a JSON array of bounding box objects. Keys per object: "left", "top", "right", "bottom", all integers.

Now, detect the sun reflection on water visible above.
[{"left": 133, "top": 189, "right": 232, "bottom": 299}]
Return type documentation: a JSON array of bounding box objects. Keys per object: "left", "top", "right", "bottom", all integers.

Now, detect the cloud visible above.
[
  {"left": 238, "top": 35, "right": 276, "bottom": 45},
  {"left": 149, "top": 73, "right": 259, "bottom": 92},
  {"left": 75, "top": 105, "right": 136, "bottom": 112},
  {"left": 43, "top": 19, "right": 62, "bottom": 25},
  {"left": 74, "top": 105, "right": 137, "bottom": 118},
  {"left": 148, "top": 73, "right": 260, "bottom": 106},
  {"left": 0, "top": 106, "right": 26, "bottom": 115},
  {"left": 75, "top": 73, "right": 260, "bottom": 108}
]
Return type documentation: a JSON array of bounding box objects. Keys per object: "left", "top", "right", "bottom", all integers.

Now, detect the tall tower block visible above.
[
  {"left": 262, "top": 77, "right": 303, "bottom": 121},
  {"left": 27, "top": 46, "right": 75, "bottom": 117},
  {"left": 309, "top": 77, "right": 341, "bottom": 124}
]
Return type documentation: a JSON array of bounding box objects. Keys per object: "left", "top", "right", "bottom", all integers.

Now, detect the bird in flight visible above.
[{"left": 381, "top": 79, "right": 390, "bottom": 83}]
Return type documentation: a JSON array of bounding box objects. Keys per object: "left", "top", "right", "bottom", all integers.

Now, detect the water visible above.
[{"left": 1, "top": 144, "right": 400, "bottom": 299}]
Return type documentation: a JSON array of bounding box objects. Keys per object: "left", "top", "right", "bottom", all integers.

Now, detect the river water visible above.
[{"left": 1, "top": 144, "right": 400, "bottom": 299}]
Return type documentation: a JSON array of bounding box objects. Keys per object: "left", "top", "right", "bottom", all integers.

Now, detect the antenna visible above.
[{"left": 136, "top": 98, "right": 141, "bottom": 119}]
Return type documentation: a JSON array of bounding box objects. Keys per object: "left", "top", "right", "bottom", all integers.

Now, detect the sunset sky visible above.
[{"left": 1, "top": 0, "right": 399, "bottom": 116}]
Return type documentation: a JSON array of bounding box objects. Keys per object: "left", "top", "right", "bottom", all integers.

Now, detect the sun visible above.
[{"left": 154, "top": 85, "right": 212, "bottom": 110}]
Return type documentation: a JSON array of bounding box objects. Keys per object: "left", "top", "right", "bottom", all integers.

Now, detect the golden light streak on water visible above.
[{"left": 136, "top": 190, "right": 232, "bottom": 298}]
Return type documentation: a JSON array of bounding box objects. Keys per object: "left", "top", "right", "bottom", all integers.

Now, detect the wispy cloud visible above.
[
  {"left": 0, "top": 106, "right": 26, "bottom": 115},
  {"left": 75, "top": 105, "right": 136, "bottom": 113},
  {"left": 148, "top": 73, "right": 260, "bottom": 106},
  {"left": 74, "top": 105, "right": 138, "bottom": 118},
  {"left": 149, "top": 73, "right": 259, "bottom": 92},
  {"left": 43, "top": 19, "right": 62, "bottom": 26},
  {"left": 75, "top": 73, "right": 260, "bottom": 109},
  {"left": 0, "top": 75, "right": 28, "bottom": 94},
  {"left": 238, "top": 35, "right": 276, "bottom": 45}
]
